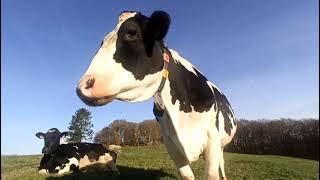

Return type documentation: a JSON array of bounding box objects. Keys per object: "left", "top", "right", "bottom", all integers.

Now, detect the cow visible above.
[
  {"left": 35, "top": 128, "right": 119, "bottom": 175},
  {"left": 76, "top": 11, "right": 237, "bottom": 180}
]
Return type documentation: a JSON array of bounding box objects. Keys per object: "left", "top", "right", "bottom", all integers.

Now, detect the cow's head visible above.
[
  {"left": 76, "top": 11, "right": 171, "bottom": 106},
  {"left": 36, "top": 128, "right": 69, "bottom": 154}
]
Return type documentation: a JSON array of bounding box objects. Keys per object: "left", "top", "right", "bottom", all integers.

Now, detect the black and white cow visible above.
[
  {"left": 36, "top": 128, "right": 118, "bottom": 175},
  {"left": 76, "top": 11, "right": 237, "bottom": 180}
]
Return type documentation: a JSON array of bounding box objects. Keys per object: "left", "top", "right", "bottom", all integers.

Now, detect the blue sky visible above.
[{"left": 2, "top": 0, "right": 318, "bottom": 155}]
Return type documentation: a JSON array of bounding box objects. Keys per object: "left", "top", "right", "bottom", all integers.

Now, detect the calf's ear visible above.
[
  {"left": 36, "top": 132, "right": 45, "bottom": 139},
  {"left": 144, "top": 11, "right": 171, "bottom": 56}
]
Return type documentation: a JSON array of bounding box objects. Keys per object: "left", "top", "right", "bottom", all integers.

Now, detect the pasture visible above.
[{"left": 1, "top": 145, "right": 319, "bottom": 180}]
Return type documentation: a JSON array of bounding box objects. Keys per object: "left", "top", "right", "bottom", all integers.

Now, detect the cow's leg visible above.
[
  {"left": 204, "top": 136, "right": 221, "bottom": 180},
  {"left": 161, "top": 134, "right": 195, "bottom": 180},
  {"left": 159, "top": 114, "right": 195, "bottom": 180},
  {"left": 219, "top": 147, "right": 227, "bottom": 180},
  {"left": 162, "top": 137, "right": 195, "bottom": 180},
  {"left": 109, "top": 162, "right": 120, "bottom": 175}
]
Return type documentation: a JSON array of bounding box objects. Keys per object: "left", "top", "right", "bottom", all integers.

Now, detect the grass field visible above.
[{"left": 1, "top": 145, "right": 319, "bottom": 180}]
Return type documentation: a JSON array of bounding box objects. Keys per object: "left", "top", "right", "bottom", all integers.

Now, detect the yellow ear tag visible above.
[{"left": 162, "top": 69, "right": 169, "bottom": 78}]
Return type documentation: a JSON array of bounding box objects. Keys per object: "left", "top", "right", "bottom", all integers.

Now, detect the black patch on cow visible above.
[
  {"left": 39, "top": 154, "right": 53, "bottom": 170},
  {"left": 211, "top": 86, "right": 236, "bottom": 135},
  {"left": 70, "top": 164, "right": 79, "bottom": 172},
  {"left": 166, "top": 50, "right": 215, "bottom": 113},
  {"left": 109, "top": 151, "right": 118, "bottom": 163},
  {"left": 70, "top": 143, "right": 109, "bottom": 161},
  {"left": 215, "top": 116, "right": 219, "bottom": 131},
  {"left": 113, "top": 12, "right": 169, "bottom": 80}
]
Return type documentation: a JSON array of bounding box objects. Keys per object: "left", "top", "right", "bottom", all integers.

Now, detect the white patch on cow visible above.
[
  {"left": 55, "top": 157, "right": 79, "bottom": 175},
  {"left": 119, "top": 11, "right": 137, "bottom": 22},
  {"left": 207, "top": 81, "right": 223, "bottom": 94},
  {"left": 218, "top": 111, "right": 225, "bottom": 133},
  {"left": 158, "top": 79, "right": 212, "bottom": 164},
  {"left": 73, "top": 145, "right": 79, "bottom": 150},
  {"left": 102, "top": 153, "right": 114, "bottom": 162},
  {"left": 78, "top": 155, "right": 88, "bottom": 169},
  {"left": 48, "top": 129, "right": 57, "bottom": 133},
  {"left": 115, "top": 70, "right": 162, "bottom": 102},
  {"left": 78, "top": 153, "right": 117, "bottom": 173},
  {"left": 38, "top": 169, "right": 48, "bottom": 175},
  {"left": 60, "top": 137, "right": 68, "bottom": 144}
]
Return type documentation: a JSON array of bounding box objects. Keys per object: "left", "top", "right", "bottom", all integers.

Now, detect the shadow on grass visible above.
[{"left": 46, "top": 165, "right": 177, "bottom": 180}]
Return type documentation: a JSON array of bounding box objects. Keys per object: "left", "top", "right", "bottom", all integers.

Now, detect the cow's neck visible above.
[{"left": 153, "top": 46, "right": 216, "bottom": 117}]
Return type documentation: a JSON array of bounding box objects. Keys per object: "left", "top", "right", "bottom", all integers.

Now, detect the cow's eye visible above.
[
  {"left": 128, "top": 29, "right": 137, "bottom": 36},
  {"left": 125, "top": 28, "right": 140, "bottom": 41}
]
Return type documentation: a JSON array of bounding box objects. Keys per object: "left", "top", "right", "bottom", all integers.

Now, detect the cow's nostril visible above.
[{"left": 85, "top": 78, "right": 95, "bottom": 89}]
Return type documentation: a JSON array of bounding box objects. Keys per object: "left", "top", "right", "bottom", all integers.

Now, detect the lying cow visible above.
[
  {"left": 76, "top": 11, "right": 237, "bottom": 180},
  {"left": 36, "top": 128, "right": 118, "bottom": 175}
]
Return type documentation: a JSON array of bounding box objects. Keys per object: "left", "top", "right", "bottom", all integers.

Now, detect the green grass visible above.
[{"left": 1, "top": 145, "right": 319, "bottom": 180}]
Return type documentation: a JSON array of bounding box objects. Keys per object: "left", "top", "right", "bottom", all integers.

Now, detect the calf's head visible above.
[
  {"left": 77, "top": 11, "right": 170, "bottom": 106},
  {"left": 36, "top": 128, "right": 68, "bottom": 154}
]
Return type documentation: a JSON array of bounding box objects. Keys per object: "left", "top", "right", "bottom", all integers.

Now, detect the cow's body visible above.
[
  {"left": 76, "top": 11, "right": 237, "bottom": 180},
  {"left": 38, "top": 143, "right": 118, "bottom": 175},
  {"left": 155, "top": 48, "right": 237, "bottom": 164}
]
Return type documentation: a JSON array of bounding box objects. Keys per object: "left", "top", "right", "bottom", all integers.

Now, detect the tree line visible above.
[
  {"left": 225, "top": 118, "right": 319, "bottom": 160},
  {"left": 93, "top": 118, "right": 319, "bottom": 160},
  {"left": 94, "top": 119, "right": 162, "bottom": 146}
]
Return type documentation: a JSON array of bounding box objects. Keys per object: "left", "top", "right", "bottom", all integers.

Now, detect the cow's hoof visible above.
[{"left": 221, "top": 177, "right": 227, "bottom": 180}]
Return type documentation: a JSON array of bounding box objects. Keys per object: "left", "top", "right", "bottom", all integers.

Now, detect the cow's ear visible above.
[
  {"left": 144, "top": 11, "right": 171, "bottom": 56},
  {"left": 36, "top": 132, "right": 45, "bottom": 139},
  {"left": 60, "top": 131, "right": 69, "bottom": 138},
  {"left": 147, "top": 11, "right": 171, "bottom": 41}
]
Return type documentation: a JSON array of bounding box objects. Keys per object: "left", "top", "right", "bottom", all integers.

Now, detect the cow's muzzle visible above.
[{"left": 76, "top": 75, "right": 115, "bottom": 106}]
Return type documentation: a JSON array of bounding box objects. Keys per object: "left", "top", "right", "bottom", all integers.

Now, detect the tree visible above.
[{"left": 67, "top": 108, "right": 94, "bottom": 143}]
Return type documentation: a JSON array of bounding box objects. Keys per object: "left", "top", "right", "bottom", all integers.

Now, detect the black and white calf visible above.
[
  {"left": 36, "top": 128, "right": 118, "bottom": 175},
  {"left": 76, "top": 11, "right": 237, "bottom": 180}
]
